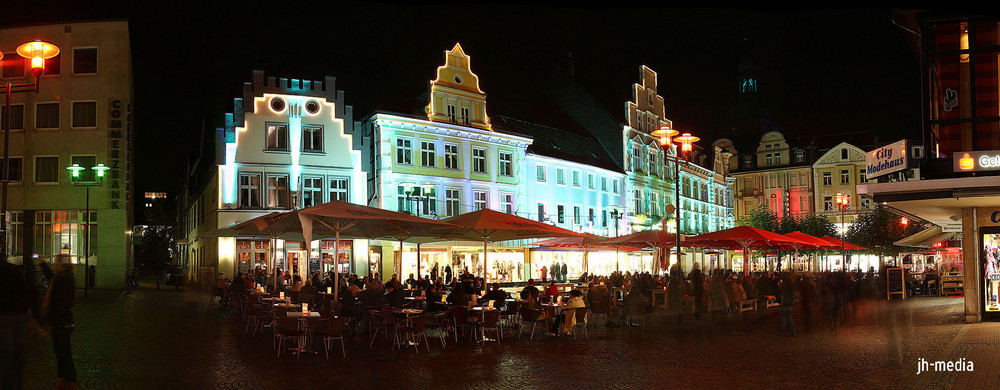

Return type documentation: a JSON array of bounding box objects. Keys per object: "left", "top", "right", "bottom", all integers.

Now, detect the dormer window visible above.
[
  {"left": 743, "top": 155, "right": 752, "bottom": 168},
  {"left": 795, "top": 150, "right": 805, "bottom": 163}
]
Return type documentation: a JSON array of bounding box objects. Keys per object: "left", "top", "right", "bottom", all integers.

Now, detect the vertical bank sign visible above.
[
  {"left": 107, "top": 98, "right": 124, "bottom": 209},
  {"left": 953, "top": 150, "right": 1000, "bottom": 172},
  {"left": 865, "top": 140, "right": 908, "bottom": 179}
]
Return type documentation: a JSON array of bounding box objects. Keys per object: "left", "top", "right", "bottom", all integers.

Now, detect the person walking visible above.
[
  {"left": 780, "top": 272, "right": 798, "bottom": 336},
  {"left": 40, "top": 254, "right": 77, "bottom": 390},
  {"left": 1, "top": 257, "right": 44, "bottom": 390}
]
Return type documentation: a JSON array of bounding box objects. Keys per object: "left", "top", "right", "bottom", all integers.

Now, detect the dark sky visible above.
[{"left": 6, "top": 4, "right": 925, "bottom": 210}]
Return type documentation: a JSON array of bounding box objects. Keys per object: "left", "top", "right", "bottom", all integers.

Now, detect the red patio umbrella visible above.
[
  {"left": 530, "top": 234, "right": 641, "bottom": 273},
  {"left": 593, "top": 229, "right": 692, "bottom": 272},
  {"left": 430, "top": 209, "right": 582, "bottom": 284},
  {"left": 686, "top": 226, "right": 816, "bottom": 276},
  {"left": 819, "top": 236, "right": 867, "bottom": 251}
]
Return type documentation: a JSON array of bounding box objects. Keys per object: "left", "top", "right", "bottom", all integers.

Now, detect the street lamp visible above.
[
  {"left": 653, "top": 125, "right": 698, "bottom": 323},
  {"left": 609, "top": 208, "right": 621, "bottom": 237},
  {"left": 403, "top": 183, "right": 435, "bottom": 217},
  {"left": 67, "top": 162, "right": 109, "bottom": 297},
  {"left": 835, "top": 192, "right": 850, "bottom": 271},
  {"left": 1, "top": 40, "right": 60, "bottom": 265}
]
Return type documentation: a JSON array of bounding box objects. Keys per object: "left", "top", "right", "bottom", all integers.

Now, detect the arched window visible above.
[{"left": 743, "top": 155, "right": 753, "bottom": 168}]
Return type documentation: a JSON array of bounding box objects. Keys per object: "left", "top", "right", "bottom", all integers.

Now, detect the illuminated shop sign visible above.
[
  {"left": 865, "top": 140, "right": 908, "bottom": 179},
  {"left": 953, "top": 150, "right": 1000, "bottom": 172}
]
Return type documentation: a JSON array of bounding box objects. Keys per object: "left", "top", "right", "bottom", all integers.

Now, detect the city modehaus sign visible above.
[
  {"left": 866, "top": 140, "right": 908, "bottom": 179},
  {"left": 954, "top": 150, "right": 1000, "bottom": 172}
]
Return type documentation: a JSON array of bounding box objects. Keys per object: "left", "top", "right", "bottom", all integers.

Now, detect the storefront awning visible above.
[{"left": 894, "top": 226, "right": 957, "bottom": 248}]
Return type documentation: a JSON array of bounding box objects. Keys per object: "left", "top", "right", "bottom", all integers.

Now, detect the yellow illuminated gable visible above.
[{"left": 426, "top": 43, "right": 491, "bottom": 130}]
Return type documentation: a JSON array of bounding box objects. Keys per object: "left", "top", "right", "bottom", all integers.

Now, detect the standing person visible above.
[
  {"left": 445, "top": 265, "right": 452, "bottom": 284},
  {"left": 561, "top": 262, "right": 568, "bottom": 283},
  {"left": 691, "top": 267, "right": 705, "bottom": 320},
  {"left": 40, "top": 254, "right": 77, "bottom": 389},
  {"left": 780, "top": 272, "right": 798, "bottom": 336},
  {"left": 1, "top": 257, "right": 44, "bottom": 390},
  {"left": 540, "top": 265, "right": 548, "bottom": 283}
]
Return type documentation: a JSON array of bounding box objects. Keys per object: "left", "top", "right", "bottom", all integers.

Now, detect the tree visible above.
[
  {"left": 737, "top": 204, "right": 778, "bottom": 232},
  {"left": 776, "top": 213, "right": 800, "bottom": 234},
  {"left": 847, "top": 204, "right": 926, "bottom": 261},
  {"left": 799, "top": 213, "right": 837, "bottom": 238}
]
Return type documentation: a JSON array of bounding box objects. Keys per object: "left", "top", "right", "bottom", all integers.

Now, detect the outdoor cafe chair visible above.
[
  {"left": 517, "top": 306, "right": 546, "bottom": 341},
  {"left": 368, "top": 310, "right": 396, "bottom": 349},
  {"left": 313, "top": 316, "right": 347, "bottom": 359},
  {"left": 499, "top": 300, "right": 520, "bottom": 329},
  {"left": 394, "top": 314, "right": 430, "bottom": 354},
  {"left": 424, "top": 311, "right": 450, "bottom": 348},
  {"left": 328, "top": 300, "right": 344, "bottom": 317},
  {"left": 249, "top": 304, "right": 274, "bottom": 339},
  {"left": 274, "top": 317, "right": 306, "bottom": 359},
  {"left": 448, "top": 305, "right": 471, "bottom": 343},
  {"left": 570, "top": 308, "right": 589, "bottom": 340},
  {"left": 623, "top": 299, "right": 646, "bottom": 332},
  {"left": 471, "top": 310, "right": 502, "bottom": 345}
]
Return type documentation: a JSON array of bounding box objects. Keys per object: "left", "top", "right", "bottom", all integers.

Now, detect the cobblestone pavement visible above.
[{"left": 18, "top": 283, "right": 972, "bottom": 389}]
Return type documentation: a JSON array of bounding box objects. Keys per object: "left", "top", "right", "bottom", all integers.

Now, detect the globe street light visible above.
[
  {"left": 67, "top": 162, "right": 109, "bottom": 297},
  {"left": 1, "top": 40, "right": 60, "bottom": 265}
]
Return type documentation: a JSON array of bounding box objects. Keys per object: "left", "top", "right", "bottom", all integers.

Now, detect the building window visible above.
[
  {"left": 536, "top": 165, "right": 546, "bottom": 182},
  {"left": 823, "top": 172, "right": 832, "bottom": 186},
  {"left": 266, "top": 123, "right": 288, "bottom": 151},
  {"left": 840, "top": 169, "right": 850, "bottom": 184},
  {"left": 601, "top": 177, "right": 607, "bottom": 192},
  {"left": 824, "top": 196, "right": 833, "bottom": 211},
  {"left": 861, "top": 198, "right": 871, "bottom": 209},
  {"left": 743, "top": 155, "right": 752, "bottom": 168},
  {"left": 774, "top": 153, "right": 781, "bottom": 165},
  {"left": 35, "top": 103, "right": 59, "bottom": 129},
  {"left": 556, "top": 168, "right": 565, "bottom": 185},
  {"left": 500, "top": 193, "right": 513, "bottom": 214},
  {"left": 499, "top": 151, "right": 512, "bottom": 177},
  {"left": 2, "top": 57, "right": 24, "bottom": 78},
  {"left": 631, "top": 145, "right": 642, "bottom": 171},
  {"left": 446, "top": 189, "right": 461, "bottom": 216},
  {"left": 573, "top": 206, "right": 581, "bottom": 225},
  {"left": 589, "top": 208, "right": 595, "bottom": 226},
  {"left": 71, "top": 101, "right": 97, "bottom": 128},
  {"left": 766, "top": 153, "right": 773, "bottom": 165},
  {"left": 537, "top": 203, "right": 546, "bottom": 222},
  {"left": 588, "top": 174, "right": 595, "bottom": 189},
  {"left": 650, "top": 192, "right": 658, "bottom": 216},
  {"left": 474, "top": 190, "right": 488, "bottom": 211},
  {"left": 445, "top": 144, "right": 459, "bottom": 170},
  {"left": 557, "top": 205, "right": 565, "bottom": 224},
  {"left": 239, "top": 173, "right": 261, "bottom": 208},
  {"left": 602, "top": 210, "right": 608, "bottom": 227},
  {"left": 0, "top": 157, "right": 23, "bottom": 182},
  {"left": 472, "top": 147, "right": 487, "bottom": 173},
  {"left": 1, "top": 104, "right": 24, "bottom": 130},
  {"left": 302, "top": 176, "right": 323, "bottom": 208},
  {"left": 329, "top": 178, "right": 348, "bottom": 202},
  {"left": 572, "top": 171, "right": 581, "bottom": 187},
  {"left": 860, "top": 169, "right": 867, "bottom": 183},
  {"left": 397, "top": 186, "right": 411, "bottom": 214},
  {"left": 73, "top": 48, "right": 98, "bottom": 74},
  {"left": 421, "top": 188, "right": 437, "bottom": 216},
  {"left": 396, "top": 138, "right": 412, "bottom": 165},
  {"left": 34, "top": 156, "right": 58, "bottom": 184},
  {"left": 841, "top": 149, "right": 848, "bottom": 160},
  {"left": 266, "top": 175, "right": 289, "bottom": 209},
  {"left": 302, "top": 125, "right": 323, "bottom": 152},
  {"left": 634, "top": 189, "right": 642, "bottom": 214},
  {"left": 461, "top": 107, "right": 470, "bottom": 125},
  {"left": 649, "top": 152, "right": 657, "bottom": 174},
  {"left": 447, "top": 105, "right": 457, "bottom": 123},
  {"left": 613, "top": 179, "right": 619, "bottom": 194},
  {"left": 421, "top": 141, "right": 436, "bottom": 167}
]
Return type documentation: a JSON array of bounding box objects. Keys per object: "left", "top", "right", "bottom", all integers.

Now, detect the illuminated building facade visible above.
[
  {"left": 729, "top": 131, "right": 814, "bottom": 221},
  {"left": 0, "top": 21, "right": 134, "bottom": 289},
  {"left": 183, "top": 70, "right": 366, "bottom": 282}
]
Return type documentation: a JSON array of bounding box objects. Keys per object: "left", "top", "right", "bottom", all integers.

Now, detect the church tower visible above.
[{"left": 425, "top": 43, "right": 491, "bottom": 130}]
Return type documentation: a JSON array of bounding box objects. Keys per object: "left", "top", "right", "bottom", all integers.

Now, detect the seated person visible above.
[
  {"left": 520, "top": 279, "right": 540, "bottom": 302},
  {"left": 549, "top": 289, "right": 586, "bottom": 335},
  {"left": 299, "top": 280, "right": 318, "bottom": 296},
  {"left": 446, "top": 286, "right": 469, "bottom": 307},
  {"left": 384, "top": 283, "right": 405, "bottom": 308},
  {"left": 357, "top": 283, "right": 384, "bottom": 308},
  {"left": 482, "top": 283, "right": 509, "bottom": 304},
  {"left": 545, "top": 281, "right": 560, "bottom": 299},
  {"left": 339, "top": 285, "right": 359, "bottom": 317},
  {"left": 405, "top": 273, "right": 417, "bottom": 289},
  {"left": 290, "top": 275, "right": 304, "bottom": 292}
]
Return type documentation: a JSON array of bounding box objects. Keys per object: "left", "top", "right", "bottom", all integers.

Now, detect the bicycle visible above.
[{"left": 125, "top": 269, "right": 138, "bottom": 294}]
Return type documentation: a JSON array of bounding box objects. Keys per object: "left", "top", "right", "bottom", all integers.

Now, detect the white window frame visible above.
[
  {"left": 840, "top": 169, "right": 850, "bottom": 184},
  {"left": 498, "top": 151, "right": 512, "bottom": 177},
  {"left": 265, "top": 122, "right": 289, "bottom": 151},
  {"left": 302, "top": 125, "right": 323, "bottom": 153},
  {"left": 472, "top": 147, "right": 487, "bottom": 174},
  {"left": 70, "top": 100, "right": 98, "bottom": 129},
  {"left": 33, "top": 155, "right": 59, "bottom": 185},
  {"left": 588, "top": 173, "right": 595, "bottom": 190},
  {"left": 556, "top": 168, "right": 566, "bottom": 186},
  {"left": 444, "top": 143, "right": 460, "bottom": 170},
  {"left": 302, "top": 176, "right": 324, "bottom": 208},
  {"left": 421, "top": 140, "right": 436, "bottom": 167},
  {"left": 266, "top": 175, "right": 290, "bottom": 209},
  {"left": 238, "top": 172, "right": 261, "bottom": 208},
  {"left": 446, "top": 188, "right": 461, "bottom": 216},
  {"left": 500, "top": 192, "right": 514, "bottom": 214},
  {"left": 34, "top": 102, "right": 59, "bottom": 130},
  {"left": 822, "top": 172, "right": 832, "bottom": 186},
  {"left": 474, "top": 190, "right": 488, "bottom": 211},
  {"left": 536, "top": 165, "right": 546, "bottom": 182},
  {"left": 72, "top": 47, "right": 98, "bottom": 75},
  {"left": 329, "top": 177, "right": 349, "bottom": 202},
  {"left": 396, "top": 138, "right": 413, "bottom": 165},
  {"left": 572, "top": 170, "right": 581, "bottom": 187}
]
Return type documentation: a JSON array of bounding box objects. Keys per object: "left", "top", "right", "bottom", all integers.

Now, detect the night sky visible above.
[{"left": 5, "top": 4, "right": 925, "bottom": 213}]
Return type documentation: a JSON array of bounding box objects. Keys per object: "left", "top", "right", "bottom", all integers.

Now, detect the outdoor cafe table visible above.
[
  {"left": 284, "top": 311, "right": 322, "bottom": 354},
  {"left": 651, "top": 288, "right": 667, "bottom": 309},
  {"left": 273, "top": 302, "right": 301, "bottom": 309},
  {"left": 470, "top": 306, "right": 500, "bottom": 343},
  {"left": 392, "top": 308, "right": 425, "bottom": 347}
]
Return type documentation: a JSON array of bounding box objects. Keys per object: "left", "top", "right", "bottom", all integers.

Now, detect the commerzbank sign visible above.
[
  {"left": 866, "top": 140, "right": 908, "bottom": 179},
  {"left": 954, "top": 150, "right": 1000, "bottom": 172}
]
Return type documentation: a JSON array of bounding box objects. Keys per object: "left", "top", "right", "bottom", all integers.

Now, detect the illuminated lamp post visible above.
[
  {"left": 67, "top": 163, "right": 110, "bottom": 297},
  {"left": 835, "top": 192, "right": 850, "bottom": 271},
  {"left": 1, "top": 40, "right": 59, "bottom": 265},
  {"left": 652, "top": 125, "right": 698, "bottom": 323}
]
